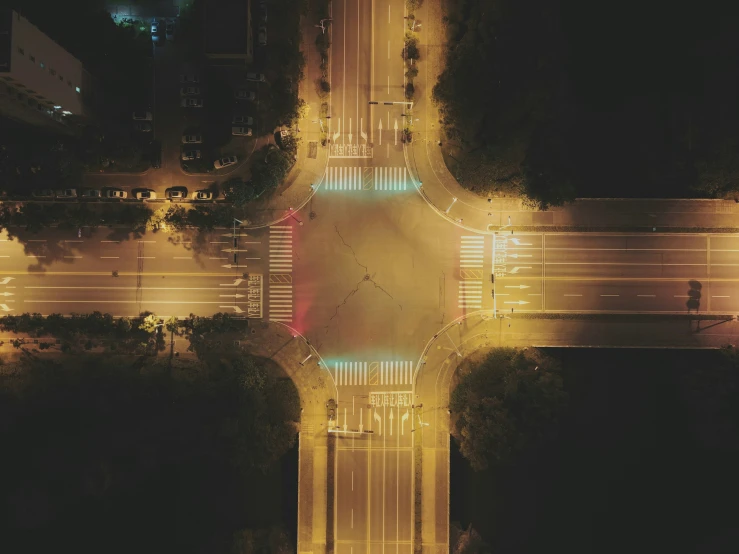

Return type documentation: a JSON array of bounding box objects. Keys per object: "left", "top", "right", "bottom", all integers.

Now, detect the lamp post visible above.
[{"left": 288, "top": 208, "right": 304, "bottom": 226}]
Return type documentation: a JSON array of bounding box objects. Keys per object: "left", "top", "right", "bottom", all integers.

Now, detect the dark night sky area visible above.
[{"left": 451, "top": 348, "right": 739, "bottom": 554}]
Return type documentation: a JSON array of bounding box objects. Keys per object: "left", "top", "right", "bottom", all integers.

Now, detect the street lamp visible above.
[
  {"left": 315, "top": 18, "right": 332, "bottom": 34},
  {"left": 288, "top": 208, "right": 304, "bottom": 226}
]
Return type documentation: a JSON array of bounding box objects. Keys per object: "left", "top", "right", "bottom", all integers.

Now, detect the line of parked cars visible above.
[{"left": 29, "top": 186, "right": 212, "bottom": 201}]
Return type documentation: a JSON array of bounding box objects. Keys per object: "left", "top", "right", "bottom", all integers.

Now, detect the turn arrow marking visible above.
[
  {"left": 0, "top": 304, "right": 13, "bottom": 312},
  {"left": 510, "top": 238, "right": 532, "bottom": 246},
  {"left": 0, "top": 277, "right": 14, "bottom": 285},
  {"left": 401, "top": 410, "right": 409, "bottom": 436},
  {"left": 219, "top": 294, "right": 245, "bottom": 298},
  {"left": 378, "top": 119, "right": 383, "bottom": 145},
  {"left": 374, "top": 409, "right": 382, "bottom": 436},
  {"left": 220, "top": 278, "right": 244, "bottom": 286},
  {"left": 507, "top": 253, "right": 532, "bottom": 259},
  {"left": 389, "top": 408, "right": 394, "bottom": 436},
  {"left": 504, "top": 300, "right": 530, "bottom": 305},
  {"left": 504, "top": 285, "right": 530, "bottom": 290},
  {"left": 219, "top": 305, "right": 244, "bottom": 313},
  {"left": 509, "top": 267, "right": 532, "bottom": 274}
]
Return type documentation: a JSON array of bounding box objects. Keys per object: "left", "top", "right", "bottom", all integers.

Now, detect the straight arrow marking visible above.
[{"left": 220, "top": 279, "right": 244, "bottom": 286}]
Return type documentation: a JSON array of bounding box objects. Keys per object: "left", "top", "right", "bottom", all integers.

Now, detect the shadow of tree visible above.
[{"left": 687, "top": 280, "right": 702, "bottom": 312}]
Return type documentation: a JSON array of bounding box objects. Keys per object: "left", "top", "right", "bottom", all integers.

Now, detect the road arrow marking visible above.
[
  {"left": 0, "top": 292, "right": 14, "bottom": 296},
  {"left": 0, "top": 277, "right": 14, "bottom": 285},
  {"left": 221, "top": 234, "right": 250, "bottom": 237},
  {"left": 504, "top": 285, "right": 530, "bottom": 290},
  {"left": 220, "top": 279, "right": 244, "bottom": 287},
  {"left": 374, "top": 410, "right": 382, "bottom": 436},
  {"left": 221, "top": 264, "right": 247, "bottom": 269},
  {"left": 378, "top": 119, "right": 383, "bottom": 145},
  {"left": 360, "top": 118, "right": 367, "bottom": 142},
  {"left": 348, "top": 118, "right": 353, "bottom": 144},
  {"left": 0, "top": 304, "right": 13, "bottom": 312},
  {"left": 359, "top": 409, "right": 364, "bottom": 433},
  {"left": 401, "top": 410, "right": 409, "bottom": 435},
  {"left": 219, "top": 305, "right": 244, "bottom": 313},
  {"left": 504, "top": 300, "right": 530, "bottom": 305},
  {"left": 343, "top": 408, "right": 348, "bottom": 432},
  {"left": 219, "top": 294, "right": 245, "bottom": 298},
  {"left": 509, "top": 267, "right": 532, "bottom": 274},
  {"left": 221, "top": 249, "right": 250, "bottom": 253},
  {"left": 394, "top": 119, "right": 398, "bottom": 145},
  {"left": 510, "top": 238, "right": 532, "bottom": 246},
  {"left": 333, "top": 118, "right": 341, "bottom": 142},
  {"left": 389, "top": 408, "right": 394, "bottom": 436},
  {"left": 507, "top": 253, "right": 532, "bottom": 259}
]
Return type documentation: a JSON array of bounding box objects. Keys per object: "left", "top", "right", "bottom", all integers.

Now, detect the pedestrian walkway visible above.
[
  {"left": 459, "top": 235, "right": 485, "bottom": 309},
  {"left": 322, "top": 166, "right": 409, "bottom": 191},
  {"left": 331, "top": 360, "right": 415, "bottom": 386},
  {"left": 268, "top": 226, "right": 293, "bottom": 322}
]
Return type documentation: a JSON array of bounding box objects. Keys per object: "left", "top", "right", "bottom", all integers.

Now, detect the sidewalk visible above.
[
  {"left": 240, "top": 5, "right": 330, "bottom": 229},
  {"left": 407, "top": 0, "right": 739, "bottom": 235}
]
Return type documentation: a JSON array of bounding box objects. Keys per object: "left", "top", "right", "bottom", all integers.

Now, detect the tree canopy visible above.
[
  {"left": 0, "top": 352, "right": 300, "bottom": 553},
  {"left": 450, "top": 347, "right": 568, "bottom": 470}
]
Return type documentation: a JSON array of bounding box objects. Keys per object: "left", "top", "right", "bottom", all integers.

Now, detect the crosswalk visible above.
[
  {"left": 332, "top": 360, "right": 415, "bottom": 387},
  {"left": 322, "top": 166, "right": 409, "bottom": 191},
  {"left": 459, "top": 235, "right": 485, "bottom": 309},
  {"left": 269, "top": 226, "right": 293, "bottom": 322}
]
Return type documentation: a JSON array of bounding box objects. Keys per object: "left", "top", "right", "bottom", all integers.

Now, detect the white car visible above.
[
  {"left": 135, "top": 190, "right": 156, "bottom": 200},
  {"left": 180, "top": 86, "right": 201, "bottom": 96},
  {"left": 182, "top": 134, "right": 202, "bottom": 144},
  {"left": 181, "top": 97, "right": 204, "bottom": 108},
  {"left": 232, "top": 115, "right": 254, "bottom": 125},
  {"left": 234, "top": 89, "right": 256, "bottom": 101},
  {"left": 106, "top": 189, "right": 127, "bottom": 199},
  {"left": 214, "top": 156, "right": 238, "bottom": 169},
  {"left": 31, "top": 189, "right": 54, "bottom": 198},
  {"left": 55, "top": 189, "right": 77, "bottom": 198},
  {"left": 181, "top": 150, "right": 202, "bottom": 161},
  {"left": 232, "top": 126, "right": 252, "bottom": 137},
  {"left": 81, "top": 189, "right": 101, "bottom": 198},
  {"left": 132, "top": 111, "right": 152, "bottom": 121},
  {"left": 246, "top": 72, "right": 266, "bottom": 82},
  {"left": 192, "top": 190, "right": 213, "bottom": 200},
  {"left": 180, "top": 74, "right": 200, "bottom": 84},
  {"left": 167, "top": 187, "right": 188, "bottom": 200}
]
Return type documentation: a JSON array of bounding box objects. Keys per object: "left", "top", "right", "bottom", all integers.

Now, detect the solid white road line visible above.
[
  {"left": 100, "top": 256, "right": 119, "bottom": 259},
  {"left": 712, "top": 295, "right": 730, "bottom": 298},
  {"left": 637, "top": 294, "right": 656, "bottom": 297},
  {"left": 564, "top": 294, "right": 582, "bottom": 297},
  {"left": 600, "top": 294, "right": 620, "bottom": 297}
]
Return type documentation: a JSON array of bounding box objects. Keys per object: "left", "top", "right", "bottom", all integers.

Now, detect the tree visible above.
[
  {"left": 223, "top": 178, "right": 257, "bottom": 207},
  {"left": 139, "top": 313, "right": 160, "bottom": 333},
  {"left": 450, "top": 347, "right": 568, "bottom": 470}
]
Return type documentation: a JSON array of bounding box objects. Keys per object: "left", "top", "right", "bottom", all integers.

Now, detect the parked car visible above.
[
  {"left": 167, "top": 187, "right": 189, "bottom": 200},
  {"left": 165, "top": 21, "right": 175, "bottom": 40},
  {"left": 133, "top": 121, "right": 152, "bottom": 132},
  {"left": 55, "top": 189, "right": 77, "bottom": 198},
  {"left": 258, "top": 26, "right": 267, "bottom": 46},
  {"left": 106, "top": 188, "right": 127, "bottom": 199},
  {"left": 181, "top": 150, "right": 201, "bottom": 161},
  {"left": 181, "top": 97, "right": 204, "bottom": 108},
  {"left": 180, "top": 86, "right": 201, "bottom": 96},
  {"left": 81, "top": 189, "right": 101, "bottom": 198},
  {"left": 192, "top": 190, "right": 213, "bottom": 200},
  {"left": 135, "top": 190, "right": 156, "bottom": 200},
  {"left": 234, "top": 89, "right": 256, "bottom": 101},
  {"left": 214, "top": 156, "right": 238, "bottom": 169},
  {"left": 31, "top": 188, "right": 54, "bottom": 198},
  {"left": 232, "top": 126, "right": 252, "bottom": 137},
  {"left": 180, "top": 74, "right": 200, "bottom": 84},
  {"left": 182, "top": 134, "right": 203, "bottom": 144},
  {"left": 246, "top": 72, "right": 266, "bottom": 82},
  {"left": 232, "top": 115, "right": 254, "bottom": 125},
  {"left": 133, "top": 111, "right": 152, "bottom": 120}
]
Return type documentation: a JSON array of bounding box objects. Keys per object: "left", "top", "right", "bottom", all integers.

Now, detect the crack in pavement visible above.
[
  {"left": 334, "top": 225, "right": 368, "bottom": 274},
  {"left": 324, "top": 227, "right": 402, "bottom": 332}
]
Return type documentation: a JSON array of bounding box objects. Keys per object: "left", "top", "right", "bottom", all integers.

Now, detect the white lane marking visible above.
[
  {"left": 564, "top": 294, "right": 582, "bottom": 297},
  {"left": 637, "top": 294, "right": 656, "bottom": 297},
  {"left": 673, "top": 295, "right": 690, "bottom": 298},
  {"left": 26, "top": 255, "right": 45, "bottom": 258},
  {"left": 210, "top": 241, "right": 228, "bottom": 244},
  {"left": 712, "top": 295, "right": 730, "bottom": 298},
  {"left": 63, "top": 256, "right": 83, "bottom": 259},
  {"left": 209, "top": 257, "right": 228, "bottom": 260},
  {"left": 137, "top": 257, "right": 155, "bottom": 259},
  {"left": 100, "top": 241, "right": 120, "bottom": 243},
  {"left": 600, "top": 294, "right": 620, "bottom": 297},
  {"left": 100, "top": 256, "right": 119, "bottom": 259},
  {"left": 173, "top": 257, "right": 192, "bottom": 259},
  {"left": 64, "top": 240, "right": 83, "bottom": 243}
]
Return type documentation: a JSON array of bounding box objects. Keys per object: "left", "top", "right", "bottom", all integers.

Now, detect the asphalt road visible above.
[{"left": 0, "top": 225, "right": 280, "bottom": 318}]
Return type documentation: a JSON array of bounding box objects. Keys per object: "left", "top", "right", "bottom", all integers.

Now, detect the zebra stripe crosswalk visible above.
[
  {"left": 322, "top": 166, "right": 408, "bottom": 191},
  {"left": 269, "top": 226, "right": 293, "bottom": 322},
  {"left": 332, "top": 360, "right": 415, "bottom": 387},
  {"left": 459, "top": 235, "right": 484, "bottom": 309}
]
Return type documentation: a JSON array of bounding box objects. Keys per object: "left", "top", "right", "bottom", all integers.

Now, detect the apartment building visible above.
[{"left": 0, "top": 9, "right": 96, "bottom": 131}]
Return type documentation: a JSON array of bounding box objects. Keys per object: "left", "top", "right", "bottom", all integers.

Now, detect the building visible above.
[
  {"left": 204, "top": 0, "right": 253, "bottom": 66},
  {"left": 0, "top": 9, "right": 96, "bottom": 131}
]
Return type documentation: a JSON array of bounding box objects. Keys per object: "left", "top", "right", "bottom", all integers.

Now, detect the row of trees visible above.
[{"left": 224, "top": 146, "right": 294, "bottom": 206}]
